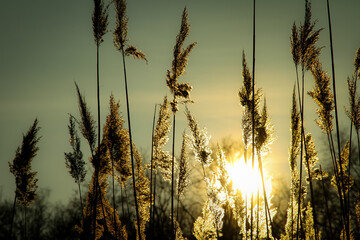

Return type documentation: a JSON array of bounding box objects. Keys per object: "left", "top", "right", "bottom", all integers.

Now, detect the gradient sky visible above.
[{"left": 1, "top": 0, "right": 359, "bottom": 204}]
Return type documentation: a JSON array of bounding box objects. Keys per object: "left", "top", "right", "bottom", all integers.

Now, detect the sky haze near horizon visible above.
[{"left": 0, "top": 0, "right": 359, "bottom": 203}]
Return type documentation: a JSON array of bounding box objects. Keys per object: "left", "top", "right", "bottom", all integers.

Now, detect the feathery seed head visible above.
[
  {"left": 9, "top": 119, "right": 40, "bottom": 207},
  {"left": 331, "top": 141, "right": 354, "bottom": 195},
  {"left": 153, "top": 97, "right": 173, "bottom": 181},
  {"left": 304, "top": 134, "right": 318, "bottom": 181},
  {"left": 125, "top": 45, "right": 148, "bottom": 63},
  {"left": 166, "top": 8, "right": 196, "bottom": 105},
  {"left": 308, "top": 61, "right": 334, "bottom": 133},
  {"left": 177, "top": 132, "right": 190, "bottom": 198},
  {"left": 92, "top": 0, "right": 109, "bottom": 46},
  {"left": 291, "top": 22, "right": 300, "bottom": 66},
  {"left": 289, "top": 87, "right": 301, "bottom": 171},
  {"left": 185, "top": 107, "right": 212, "bottom": 166},
  {"left": 65, "top": 115, "right": 86, "bottom": 184},
  {"left": 354, "top": 47, "right": 360, "bottom": 71},
  {"left": 113, "top": 0, "right": 128, "bottom": 51},
  {"left": 75, "top": 83, "right": 97, "bottom": 153},
  {"left": 103, "top": 94, "right": 131, "bottom": 185},
  {"left": 297, "top": 0, "right": 322, "bottom": 71},
  {"left": 133, "top": 144, "right": 150, "bottom": 240},
  {"left": 256, "top": 98, "right": 274, "bottom": 154}
]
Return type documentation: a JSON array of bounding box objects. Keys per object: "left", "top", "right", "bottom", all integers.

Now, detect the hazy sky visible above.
[{"left": 1, "top": 0, "right": 359, "bottom": 203}]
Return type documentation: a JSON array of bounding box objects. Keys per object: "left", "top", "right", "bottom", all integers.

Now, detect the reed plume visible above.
[
  {"left": 102, "top": 94, "right": 131, "bottom": 236},
  {"left": 346, "top": 48, "right": 360, "bottom": 166},
  {"left": 239, "top": 51, "right": 262, "bottom": 159},
  {"left": 75, "top": 83, "right": 97, "bottom": 155},
  {"left": 77, "top": 141, "right": 128, "bottom": 240},
  {"left": 9, "top": 119, "right": 40, "bottom": 239},
  {"left": 331, "top": 141, "right": 353, "bottom": 196},
  {"left": 9, "top": 119, "right": 40, "bottom": 207},
  {"left": 113, "top": 0, "right": 147, "bottom": 62},
  {"left": 65, "top": 115, "right": 86, "bottom": 222},
  {"left": 65, "top": 115, "right": 87, "bottom": 185},
  {"left": 92, "top": 0, "right": 108, "bottom": 46},
  {"left": 239, "top": 51, "right": 263, "bottom": 239},
  {"left": 177, "top": 132, "right": 190, "bottom": 219},
  {"left": 103, "top": 95, "right": 131, "bottom": 185},
  {"left": 153, "top": 97, "right": 172, "bottom": 181},
  {"left": 308, "top": 61, "right": 334, "bottom": 134},
  {"left": 133, "top": 144, "right": 150, "bottom": 240},
  {"left": 193, "top": 200, "right": 218, "bottom": 240},
  {"left": 299, "top": 0, "right": 322, "bottom": 71},
  {"left": 185, "top": 107, "right": 212, "bottom": 170},
  {"left": 166, "top": 7, "right": 197, "bottom": 112}
]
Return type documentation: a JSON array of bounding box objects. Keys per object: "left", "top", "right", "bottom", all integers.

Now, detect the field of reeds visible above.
[{"left": 1, "top": 0, "right": 360, "bottom": 239}]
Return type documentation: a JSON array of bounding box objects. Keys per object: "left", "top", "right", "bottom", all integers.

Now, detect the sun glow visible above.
[{"left": 225, "top": 153, "right": 272, "bottom": 199}]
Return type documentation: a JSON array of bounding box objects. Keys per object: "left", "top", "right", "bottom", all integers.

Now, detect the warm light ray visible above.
[{"left": 225, "top": 153, "right": 272, "bottom": 199}]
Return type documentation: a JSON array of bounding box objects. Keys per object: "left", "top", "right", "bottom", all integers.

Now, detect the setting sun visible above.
[{"left": 225, "top": 153, "right": 272, "bottom": 199}]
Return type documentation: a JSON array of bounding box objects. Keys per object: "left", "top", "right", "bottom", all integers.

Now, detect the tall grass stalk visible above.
[
  {"left": 325, "top": 1, "right": 351, "bottom": 238},
  {"left": 92, "top": 1, "right": 108, "bottom": 238},
  {"left": 319, "top": 164, "right": 333, "bottom": 239},
  {"left": 149, "top": 104, "right": 157, "bottom": 239},
  {"left": 165, "top": 8, "right": 196, "bottom": 239},
  {"left": 113, "top": 0, "right": 148, "bottom": 238},
  {"left": 326, "top": 1, "right": 350, "bottom": 237},
  {"left": 251, "top": 1, "right": 256, "bottom": 238}
]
